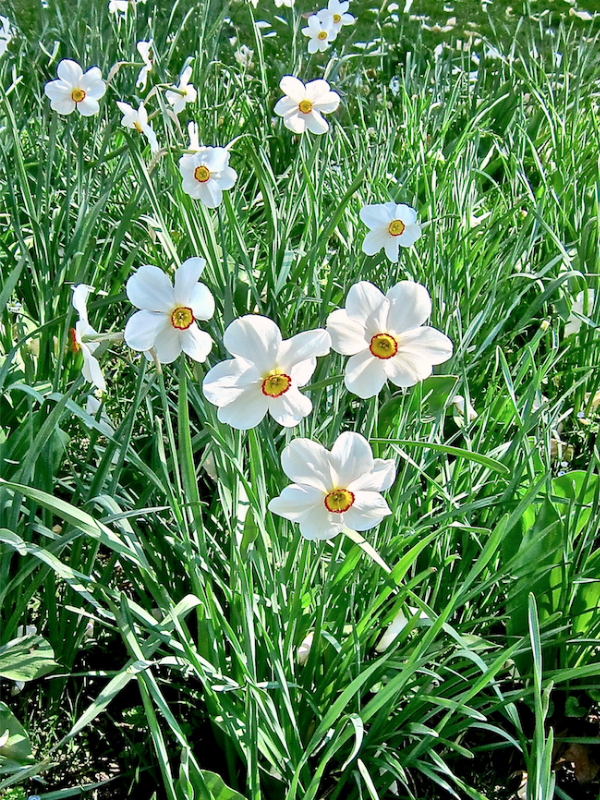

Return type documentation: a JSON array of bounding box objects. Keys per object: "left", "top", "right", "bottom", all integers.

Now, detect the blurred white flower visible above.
[
  {"left": 360, "top": 202, "right": 422, "bottom": 262},
  {"left": 452, "top": 395, "right": 478, "bottom": 425},
  {"left": 165, "top": 65, "right": 197, "bottom": 114},
  {"left": 203, "top": 315, "right": 331, "bottom": 429},
  {"left": 274, "top": 0, "right": 294, "bottom": 7},
  {"left": 136, "top": 40, "right": 153, "bottom": 90},
  {"left": 317, "top": 0, "right": 355, "bottom": 34},
  {"left": 274, "top": 76, "right": 340, "bottom": 135},
  {"left": 85, "top": 395, "right": 115, "bottom": 437},
  {"left": 297, "top": 632, "right": 314, "bottom": 665},
  {"left": 234, "top": 44, "right": 254, "bottom": 68},
  {"left": 188, "top": 121, "right": 200, "bottom": 150},
  {"left": 565, "top": 289, "right": 595, "bottom": 336},
  {"left": 269, "top": 432, "right": 396, "bottom": 540},
  {"left": 569, "top": 8, "right": 593, "bottom": 21},
  {"left": 179, "top": 147, "right": 237, "bottom": 208},
  {"left": 71, "top": 285, "right": 106, "bottom": 392},
  {"left": 108, "top": 0, "right": 129, "bottom": 14},
  {"left": 116, "top": 101, "right": 158, "bottom": 152},
  {"left": 302, "top": 15, "right": 335, "bottom": 53},
  {"left": 0, "top": 15, "right": 13, "bottom": 58},
  {"left": 375, "top": 606, "right": 430, "bottom": 652},
  {"left": 125, "top": 259, "right": 214, "bottom": 364},
  {"left": 45, "top": 60, "right": 106, "bottom": 116},
  {"left": 327, "top": 281, "right": 453, "bottom": 399}
]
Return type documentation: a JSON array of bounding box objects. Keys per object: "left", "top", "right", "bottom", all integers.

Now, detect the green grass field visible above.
[{"left": 1, "top": 0, "right": 599, "bottom": 798}]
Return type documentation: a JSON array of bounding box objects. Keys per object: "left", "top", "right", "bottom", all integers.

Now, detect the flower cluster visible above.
[{"left": 302, "top": 0, "right": 354, "bottom": 54}]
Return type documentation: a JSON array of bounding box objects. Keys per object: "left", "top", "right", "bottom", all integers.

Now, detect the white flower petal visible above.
[
  {"left": 290, "top": 358, "right": 317, "bottom": 387},
  {"left": 281, "top": 438, "right": 333, "bottom": 491},
  {"left": 44, "top": 81, "right": 72, "bottom": 101},
  {"left": 330, "top": 431, "right": 374, "bottom": 488},
  {"left": 78, "top": 96, "right": 100, "bottom": 116},
  {"left": 173, "top": 258, "right": 205, "bottom": 305},
  {"left": 343, "top": 491, "right": 391, "bottom": 531},
  {"left": 180, "top": 326, "right": 212, "bottom": 362},
  {"left": 299, "top": 505, "right": 344, "bottom": 540},
  {"left": 268, "top": 484, "right": 324, "bottom": 521},
  {"left": 398, "top": 326, "right": 453, "bottom": 364},
  {"left": 203, "top": 358, "right": 261, "bottom": 406},
  {"left": 283, "top": 111, "right": 306, "bottom": 134},
  {"left": 362, "top": 228, "right": 390, "bottom": 256},
  {"left": 305, "top": 110, "right": 329, "bottom": 135},
  {"left": 223, "top": 315, "right": 282, "bottom": 374},
  {"left": 359, "top": 203, "right": 395, "bottom": 229},
  {"left": 386, "top": 281, "right": 432, "bottom": 334},
  {"left": 326, "top": 308, "right": 368, "bottom": 355},
  {"left": 277, "top": 329, "right": 331, "bottom": 372},
  {"left": 203, "top": 147, "right": 229, "bottom": 172},
  {"left": 57, "top": 59, "right": 83, "bottom": 85},
  {"left": 217, "top": 166, "right": 237, "bottom": 191},
  {"left": 81, "top": 346, "right": 106, "bottom": 392},
  {"left": 394, "top": 203, "right": 418, "bottom": 225},
  {"left": 268, "top": 386, "right": 312, "bottom": 427},
  {"left": 217, "top": 384, "right": 268, "bottom": 429},
  {"left": 345, "top": 349, "right": 388, "bottom": 398},
  {"left": 384, "top": 351, "right": 433, "bottom": 387},
  {"left": 384, "top": 235, "right": 401, "bottom": 263},
  {"left": 397, "top": 223, "right": 422, "bottom": 248},
  {"left": 153, "top": 324, "right": 182, "bottom": 364},
  {"left": 274, "top": 96, "right": 298, "bottom": 116},
  {"left": 127, "top": 265, "right": 174, "bottom": 312},
  {"left": 348, "top": 458, "right": 396, "bottom": 493},
  {"left": 72, "top": 284, "right": 92, "bottom": 321},
  {"left": 50, "top": 97, "right": 76, "bottom": 115},
  {"left": 280, "top": 75, "right": 306, "bottom": 103},
  {"left": 197, "top": 180, "right": 223, "bottom": 208},
  {"left": 81, "top": 68, "right": 105, "bottom": 98},
  {"left": 188, "top": 283, "right": 215, "bottom": 321},
  {"left": 346, "top": 281, "right": 388, "bottom": 325},
  {"left": 125, "top": 309, "right": 168, "bottom": 351}
]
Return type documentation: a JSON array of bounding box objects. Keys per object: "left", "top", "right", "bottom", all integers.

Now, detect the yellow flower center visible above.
[
  {"left": 317, "top": 30, "right": 328, "bottom": 40},
  {"left": 71, "top": 88, "right": 86, "bottom": 103},
  {"left": 333, "top": 13, "right": 342, "bottom": 22},
  {"left": 324, "top": 488, "right": 355, "bottom": 513},
  {"left": 369, "top": 333, "right": 398, "bottom": 360},
  {"left": 261, "top": 371, "right": 292, "bottom": 398},
  {"left": 299, "top": 99, "right": 313, "bottom": 114},
  {"left": 194, "top": 165, "right": 211, "bottom": 183},
  {"left": 388, "top": 219, "right": 406, "bottom": 237},
  {"left": 134, "top": 121, "right": 143, "bottom": 133},
  {"left": 171, "top": 306, "right": 195, "bottom": 330}
]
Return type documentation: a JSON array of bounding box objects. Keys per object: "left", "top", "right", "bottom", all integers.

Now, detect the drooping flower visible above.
[
  {"left": 327, "top": 280, "right": 453, "bottom": 399},
  {"left": 274, "top": 76, "right": 340, "bottom": 135},
  {"left": 71, "top": 285, "right": 106, "bottom": 392},
  {"left": 203, "top": 315, "right": 331, "bottom": 429},
  {"left": 268, "top": 432, "right": 396, "bottom": 540},
  {"left": 301, "top": 15, "right": 335, "bottom": 52},
  {"left": 317, "top": 0, "right": 355, "bottom": 33},
  {"left": 178, "top": 147, "right": 237, "bottom": 208},
  {"left": 234, "top": 44, "right": 254, "bottom": 69},
  {"left": 565, "top": 289, "right": 595, "bottom": 336},
  {"left": 44, "top": 60, "right": 106, "bottom": 117},
  {"left": 360, "top": 203, "right": 422, "bottom": 262},
  {"left": 452, "top": 395, "right": 478, "bottom": 426},
  {"left": 0, "top": 15, "right": 13, "bottom": 58},
  {"left": 116, "top": 101, "right": 158, "bottom": 152},
  {"left": 124, "top": 258, "right": 214, "bottom": 363},
  {"left": 165, "top": 65, "right": 197, "bottom": 114},
  {"left": 136, "top": 40, "right": 153, "bottom": 90}
]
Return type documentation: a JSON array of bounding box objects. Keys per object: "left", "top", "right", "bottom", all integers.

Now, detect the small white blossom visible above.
[
  {"left": 203, "top": 315, "right": 331, "bottom": 429},
  {"left": 116, "top": 101, "right": 158, "bottom": 152},
  {"left": 179, "top": 146, "right": 237, "bottom": 208},
  {"left": 317, "top": 0, "right": 355, "bottom": 35},
  {"left": 165, "top": 65, "right": 197, "bottom": 115},
  {"left": 234, "top": 44, "right": 254, "bottom": 69},
  {"left": 302, "top": 15, "right": 335, "bottom": 53},
  {"left": 268, "top": 432, "right": 396, "bottom": 541},
  {"left": 274, "top": 76, "right": 340, "bottom": 135},
  {"left": 124, "top": 258, "right": 214, "bottom": 364},
  {"left": 0, "top": 15, "right": 13, "bottom": 58},
  {"left": 108, "top": 0, "right": 129, "bottom": 14},
  {"left": 565, "top": 289, "right": 595, "bottom": 336},
  {"left": 44, "top": 60, "right": 106, "bottom": 116},
  {"left": 360, "top": 202, "right": 422, "bottom": 262},
  {"left": 274, "top": 0, "right": 294, "bottom": 7},
  {"left": 327, "top": 280, "right": 453, "bottom": 399},
  {"left": 136, "top": 40, "right": 153, "bottom": 90},
  {"left": 71, "top": 285, "right": 106, "bottom": 392}
]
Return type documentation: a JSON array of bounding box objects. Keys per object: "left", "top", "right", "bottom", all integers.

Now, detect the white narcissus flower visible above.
[
  {"left": 452, "top": 395, "right": 478, "bottom": 426},
  {"left": 274, "top": 0, "right": 294, "bottom": 7},
  {"left": 274, "top": 76, "right": 340, "bottom": 135},
  {"left": 268, "top": 432, "right": 396, "bottom": 540},
  {"left": 178, "top": 147, "right": 237, "bottom": 208},
  {"left": 565, "top": 289, "right": 595, "bottom": 336},
  {"left": 124, "top": 258, "right": 214, "bottom": 364},
  {"left": 44, "top": 60, "right": 106, "bottom": 117},
  {"left": 108, "top": 0, "right": 129, "bottom": 14},
  {"left": 327, "top": 281, "right": 453, "bottom": 399},
  {"left": 203, "top": 315, "right": 331, "bottom": 429},
  {"left": 71, "top": 285, "right": 107, "bottom": 393},
  {"left": 375, "top": 606, "right": 430, "bottom": 652},
  {"left": 165, "top": 65, "right": 197, "bottom": 114},
  {"left": 317, "top": 0, "right": 355, "bottom": 33},
  {"left": 136, "top": 40, "right": 153, "bottom": 90},
  {"left": 116, "top": 101, "right": 158, "bottom": 152},
  {"left": 188, "top": 121, "right": 200, "bottom": 150},
  {"left": 302, "top": 15, "right": 335, "bottom": 52},
  {"left": 0, "top": 16, "right": 13, "bottom": 58},
  {"left": 234, "top": 44, "right": 254, "bottom": 69},
  {"left": 360, "top": 202, "right": 422, "bottom": 262}
]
